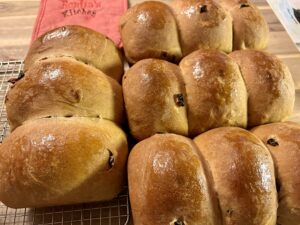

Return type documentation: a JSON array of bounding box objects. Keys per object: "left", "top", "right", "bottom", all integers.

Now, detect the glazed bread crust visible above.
[
  {"left": 0, "top": 117, "right": 128, "bottom": 208},
  {"left": 179, "top": 50, "right": 247, "bottom": 136},
  {"left": 122, "top": 59, "right": 188, "bottom": 140},
  {"left": 171, "top": 0, "right": 233, "bottom": 55},
  {"left": 230, "top": 49, "right": 295, "bottom": 127},
  {"left": 252, "top": 122, "right": 300, "bottom": 225},
  {"left": 6, "top": 57, "right": 124, "bottom": 131},
  {"left": 120, "top": 1, "right": 182, "bottom": 64},
  {"left": 194, "top": 127, "right": 277, "bottom": 225},
  {"left": 218, "top": 0, "right": 269, "bottom": 50},
  {"left": 128, "top": 134, "right": 221, "bottom": 225},
  {"left": 24, "top": 25, "right": 124, "bottom": 82}
]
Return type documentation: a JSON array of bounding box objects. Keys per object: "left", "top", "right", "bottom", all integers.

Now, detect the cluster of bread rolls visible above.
[
  {"left": 0, "top": 25, "right": 128, "bottom": 208},
  {"left": 123, "top": 49, "right": 295, "bottom": 140},
  {"left": 120, "top": 0, "right": 269, "bottom": 63},
  {"left": 0, "top": 1, "right": 299, "bottom": 225},
  {"left": 129, "top": 123, "right": 300, "bottom": 225}
]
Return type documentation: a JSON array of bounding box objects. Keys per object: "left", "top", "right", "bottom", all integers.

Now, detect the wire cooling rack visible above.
[{"left": 0, "top": 61, "right": 130, "bottom": 225}]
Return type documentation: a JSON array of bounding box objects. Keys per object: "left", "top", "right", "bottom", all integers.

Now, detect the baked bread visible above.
[
  {"left": 171, "top": 0, "right": 233, "bottom": 55},
  {"left": 230, "top": 49, "right": 295, "bottom": 127},
  {"left": 219, "top": 0, "right": 269, "bottom": 50},
  {"left": 0, "top": 117, "right": 128, "bottom": 208},
  {"left": 24, "top": 25, "right": 124, "bottom": 82},
  {"left": 128, "top": 133, "right": 221, "bottom": 225},
  {"left": 252, "top": 122, "right": 300, "bottom": 225},
  {"left": 122, "top": 59, "right": 188, "bottom": 140},
  {"left": 6, "top": 57, "right": 124, "bottom": 131},
  {"left": 179, "top": 49, "right": 247, "bottom": 137},
  {"left": 194, "top": 127, "right": 277, "bottom": 225},
  {"left": 120, "top": 1, "right": 182, "bottom": 64}
]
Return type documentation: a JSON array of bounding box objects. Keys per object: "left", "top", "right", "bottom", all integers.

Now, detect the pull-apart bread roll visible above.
[
  {"left": 252, "top": 122, "right": 300, "bottom": 225},
  {"left": 120, "top": 1, "right": 182, "bottom": 64},
  {"left": 122, "top": 59, "right": 188, "bottom": 141},
  {"left": 194, "top": 127, "right": 277, "bottom": 225},
  {"left": 0, "top": 118, "right": 128, "bottom": 208},
  {"left": 128, "top": 134, "right": 221, "bottom": 225},
  {"left": 171, "top": 0, "right": 233, "bottom": 55},
  {"left": 6, "top": 57, "right": 124, "bottom": 131},
  {"left": 230, "top": 50, "right": 295, "bottom": 127},
  {"left": 219, "top": 0, "right": 269, "bottom": 50},
  {"left": 123, "top": 50, "right": 247, "bottom": 140},
  {"left": 179, "top": 50, "right": 247, "bottom": 137},
  {"left": 24, "top": 25, "right": 123, "bottom": 82}
]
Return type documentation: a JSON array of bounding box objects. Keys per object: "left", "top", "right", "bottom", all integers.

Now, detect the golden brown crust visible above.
[
  {"left": 128, "top": 134, "right": 221, "bottom": 225},
  {"left": 252, "top": 122, "right": 300, "bottom": 225},
  {"left": 229, "top": 49, "right": 295, "bottom": 127},
  {"left": 194, "top": 127, "right": 277, "bottom": 225},
  {"left": 217, "top": 0, "right": 269, "bottom": 50},
  {"left": 171, "top": 0, "right": 233, "bottom": 55},
  {"left": 24, "top": 25, "right": 124, "bottom": 82},
  {"left": 0, "top": 117, "right": 128, "bottom": 208},
  {"left": 6, "top": 57, "right": 124, "bottom": 131},
  {"left": 179, "top": 50, "right": 247, "bottom": 137},
  {"left": 122, "top": 59, "right": 188, "bottom": 140},
  {"left": 230, "top": 3, "right": 269, "bottom": 50},
  {"left": 120, "top": 1, "right": 182, "bottom": 63}
]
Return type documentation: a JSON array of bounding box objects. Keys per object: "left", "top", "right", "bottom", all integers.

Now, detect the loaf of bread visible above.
[
  {"left": 219, "top": 0, "right": 269, "bottom": 50},
  {"left": 230, "top": 49, "right": 295, "bottom": 127},
  {"left": 171, "top": 0, "right": 233, "bottom": 55},
  {"left": 120, "top": 1, "right": 182, "bottom": 64},
  {"left": 194, "top": 127, "right": 278, "bottom": 225},
  {"left": 0, "top": 117, "right": 128, "bottom": 208},
  {"left": 128, "top": 128, "right": 278, "bottom": 224},
  {"left": 252, "top": 122, "right": 300, "bottom": 225},
  {"left": 123, "top": 50, "right": 250, "bottom": 140},
  {"left": 24, "top": 25, "right": 124, "bottom": 82},
  {"left": 6, "top": 57, "right": 124, "bottom": 131},
  {"left": 122, "top": 59, "right": 188, "bottom": 140},
  {"left": 128, "top": 134, "right": 221, "bottom": 225},
  {"left": 120, "top": 0, "right": 269, "bottom": 63},
  {"left": 179, "top": 49, "right": 247, "bottom": 136}
]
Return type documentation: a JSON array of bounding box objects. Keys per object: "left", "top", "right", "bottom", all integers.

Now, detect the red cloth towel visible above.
[{"left": 31, "top": 0, "right": 128, "bottom": 47}]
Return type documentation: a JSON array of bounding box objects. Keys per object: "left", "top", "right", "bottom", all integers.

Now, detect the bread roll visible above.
[
  {"left": 230, "top": 50, "right": 295, "bottom": 127},
  {"left": 24, "top": 25, "right": 123, "bottom": 82},
  {"left": 122, "top": 59, "right": 188, "bottom": 140},
  {"left": 194, "top": 127, "right": 277, "bottom": 225},
  {"left": 179, "top": 50, "right": 247, "bottom": 137},
  {"left": 120, "top": 1, "right": 182, "bottom": 64},
  {"left": 171, "top": 0, "right": 232, "bottom": 56},
  {"left": 128, "top": 134, "right": 221, "bottom": 225},
  {"left": 229, "top": 2, "right": 269, "bottom": 50},
  {"left": 6, "top": 57, "right": 124, "bottom": 131},
  {"left": 252, "top": 122, "right": 300, "bottom": 225},
  {"left": 0, "top": 117, "right": 128, "bottom": 208}
]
